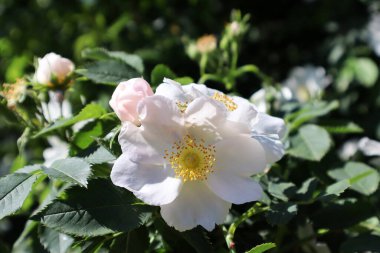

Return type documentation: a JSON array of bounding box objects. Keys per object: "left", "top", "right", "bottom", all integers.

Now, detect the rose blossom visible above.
[
  {"left": 109, "top": 78, "right": 154, "bottom": 125},
  {"left": 35, "top": 53, "right": 75, "bottom": 87}
]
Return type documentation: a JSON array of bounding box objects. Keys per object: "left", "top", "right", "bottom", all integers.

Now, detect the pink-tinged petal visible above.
[
  {"left": 160, "top": 181, "right": 231, "bottom": 231},
  {"left": 207, "top": 170, "right": 263, "bottom": 204},
  {"left": 214, "top": 136, "right": 267, "bottom": 176},
  {"left": 111, "top": 153, "right": 182, "bottom": 206}
]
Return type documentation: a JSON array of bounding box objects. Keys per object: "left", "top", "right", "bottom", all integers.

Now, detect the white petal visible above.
[
  {"left": 155, "top": 79, "right": 189, "bottom": 102},
  {"left": 182, "top": 83, "right": 214, "bottom": 97},
  {"left": 252, "top": 112, "right": 286, "bottom": 138},
  {"left": 207, "top": 170, "right": 263, "bottom": 204},
  {"left": 214, "top": 136, "right": 266, "bottom": 176},
  {"left": 111, "top": 153, "right": 182, "bottom": 206},
  {"left": 228, "top": 96, "right": 258, "bottom": 126},
  {"left": 358, "top": 137, "right": 380, "bottom": 156},
  {"left": 185, "top": 96, "right": 226, "bottom": 126},
  {"left": 160, "top": 181, "right": 231, "bottom": 232},
  {"left": 253, "top": 135, "right": 285, "bottom": 164}
]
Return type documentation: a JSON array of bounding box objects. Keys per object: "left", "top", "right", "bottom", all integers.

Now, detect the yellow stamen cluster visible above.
[
  {"left": 212, "top": 92, "right": 238, "bottom": 111},
  {"left": 176, "top": 101, "right": 188, "bottom": 113},
  {"left": 164, "top": 135, "right": 216, "bottom": 181}
]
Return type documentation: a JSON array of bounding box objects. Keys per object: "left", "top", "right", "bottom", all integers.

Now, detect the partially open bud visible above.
[
  {"left": 109, "top": 78, "right": 154, "bottom": 125},
  {"left": 34, "top": 53, "right": 75, "bottom": 89},
  {"left": 0, "top": 79, "right": 27, "bottom": 109},
  {"left": 196, "top": 35, "right": 217, "bottom": 54}
]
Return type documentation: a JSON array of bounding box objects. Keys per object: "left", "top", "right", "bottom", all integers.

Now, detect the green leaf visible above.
[
  {"left": 82, "top": 47, "right": 144, "bottom": 73},
  {"left": 43, "top": 158, "right": 91, "bottom": 187},
  {"left": 77, "top": 59, "right": 141, "bottom": 85},
  {"left": 288, "top": 124, "right": 332, "bottom": 161},
  {"left": 151, "top": 64, "right": 176, "bottom": 86},
  {"left": 318, "top": 179, "right": 350, "bottom": 202},
  {"left": 294, "top": 177, "right": 319, "bottom": 201},
  {"left": 38, "top": 226, "right": 74, "bottom": 253},
  {"left": 32, "top": 179, "right": 150, "bottom": 237},
  {"left": 266, "top": 202, "right": 297, "bottom": 225},
  {"left": 181, "top": 227, "right": 213, "bottom": 253},
  {"left": 125, "top": 227, "right": 150, "bottom": 253},
  {"left": 352, "top": 57, "right": 379, "bottom": 87},
  {"left": 321, "top": 121, "right": 363, "bottom": 134},
  {"left": 12, "top": 221, "right": 49, "bottom": 253},
  {"left": 0, "top": 173, "right": 39, "bottom": 220},
  {"left": 34, "top": 103, "right": 106, "bottom": 137},
  {"left": 174, "top": 76, "right": 194, "bottom": 85},
  {"left": 328, "top": 162, "right": 380, "bottom": 196},
  {"left": 286, "top": 101, "right": 339, "bottom": 131},
  {"left": 72, "top": 121, "right": 103, "bottom": 149},
  {"left": 340, "top": 234, "right": 380, "bottom": 253},
  {"left": 268, "top": 182, "right": 296, "bottom": 201},
  {"left": 84, "top": 146, "right": 116, "bottom": 164},
  {"left": 246, "top": 242, "right": 276, "bottom": 253}
]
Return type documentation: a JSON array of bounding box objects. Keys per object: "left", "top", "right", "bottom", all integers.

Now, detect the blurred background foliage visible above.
[{"left": 1, "top": 0, "right": 380, "bottom": 251}]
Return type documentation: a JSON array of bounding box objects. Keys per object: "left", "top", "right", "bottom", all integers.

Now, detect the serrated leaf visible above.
[
  {"left": 268, "top": 182, "right": 296, "bottom": 201},
  {"left": 328, "top": 162, "right": 379, "bottom": 196},
  {"left": 38, "top": 226, "right": 74, "bottom": 253},
  {"left": 77, "top": 59, "right": 141, "bottom": 85},
  {"left": 32, "top": 179, "right": 150, "bottom": 237},
  {"left": 34, "top": 103, "right": 106, "bottom": 137},
  {"left": 181, "top": 227, "right": 213, "bottom": 253},
  {"left": 82, "top": 47, "right": 144, "bottom": 73},
  {"left": 0, "top": 173, "right": 39, "bottom": 220},
  {"left": 246, "top": 242, "right": 276, "bottom": 253},
  {"left": 288, "top": 124, "right": 332, "bottom": 161},
  {"left": 84, "top": 146, "right": 116, "bottom": 164},
  {"left": 43, "top": 158, "right": 91, "bottom": 187},
  {"left": 151, "top": 64, "right": 176, "bottom": 86},
  {"left": 266, "top": 202, "right": 297, "bottom": 225},
  {"left": 318, "top": 179, "right": 350, "bottom": 202}
]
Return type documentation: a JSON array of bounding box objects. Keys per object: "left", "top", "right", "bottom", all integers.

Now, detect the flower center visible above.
[
  {"left": 164, "top": 135, "right": 216, "bottom": 181},
  {"left": 212, "top": 92, "right": 238, "bottom": 111},
  {"left": 176, "top": 101, "right": 188, "bottom": 113}
]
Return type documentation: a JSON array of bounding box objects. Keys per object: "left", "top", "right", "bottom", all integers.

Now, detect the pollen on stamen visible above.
[
  {"left": 176, "top": 101, "right": 188, "bottom": 113},
  {"left": 212, "top": 92, "right": 238, "bottom": 111},
  {"left": 164, "top": 135, "right": 216, "bottom": 182}
]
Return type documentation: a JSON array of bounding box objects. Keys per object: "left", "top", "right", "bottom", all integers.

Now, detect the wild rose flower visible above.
[
  {"left": 109, "top": 78, "right": 154, "bottom": 125},
  {"left": 358, "top": 137, "right": 380, "bottom": 156},
  {"left": 111, "top": 78, "right": 285, "bottom": 231},
  {"left": 283, "top": 65, "right": 331, "bottom": 103},
  {"left": 35, "top": 53, "right": 75, "bottom": 87},
  {"left": 41, "top": 91, "right": 72, "bottom": 122},
  {"left": 368, "top": 13, "right": 380, "bottom": 57},
  {"left": 0, "top": 79, "right": 27, "bottom": 109}
]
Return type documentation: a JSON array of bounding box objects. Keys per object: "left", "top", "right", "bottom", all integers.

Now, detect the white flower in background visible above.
[
  {"left": 35, "top": 53, "right": 75, "bottom": 87},
  {"left": 43, "top": 136, "right": 69, "bottom": 167},
  {"left": 109, "top": 78, "right": 153, "bottom": 125},
  {"left": 110, "top": 78, "right": 285, "bottom": 231},
  {"left": 338, "top": 139, "right": 360, "bottom": 161},
  {"left": 368, "top": 13, "right": 380, "bottom": 57},
  {"left": 41, "top": 91, "right": 72, "bottom": 122},
  {"left": 283, "top": 65, "right": 331, "bottom": 103},
  {"left": 249, "top": 88, "right": 268, "bottom": 113},
  {"left": 358, "top": 137, "right": 380, "bottom": 156},
  {"left": 249, "top": 86, "right": 292, "bottom": 113}
]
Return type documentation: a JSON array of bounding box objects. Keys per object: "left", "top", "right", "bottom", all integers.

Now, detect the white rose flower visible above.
[
  {"left": 358, "top": 137, "right": 380, "bottom": 156},
  {"left": 41, "top": 91, "right": 72, "bottom": 122},
  {"left": 283, "top": 65, "right": 331, "bottom": 103},
  {"left": 368, "top": 13, "right": 380, "bottom": 57},
  {"left": 35, "top": 53, "right": 75, "bottom": 87},
  {"left": 156, "top": 78, "right": 286, "bottom": 164},
  {"left": 111, "top": 79, "right": 285, "bottom": 231}
]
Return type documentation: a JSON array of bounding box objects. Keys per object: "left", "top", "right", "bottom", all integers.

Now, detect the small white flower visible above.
[
  {"left": 43, "top": 136, "right": 69, "bottom": 167},
  {"left": 358, "top": 137, "right": 380, "bottom": 156},
  {"left": 35, "top": 53, "right": 75, "bottom": 87},
  {"left": 368, "top": 13, "right": 380, "bottom": 57},
  {"left": 111, "top": 79, "right": 285, "bottom": 231},
  {"left": 283, "top": 65, "right": 331, "bottom": 103},
  {"left": 41, "top": 91, "right": 72, "bottom": 122},
  {"left": 338, "top": 139, "right": 360, "bottom": 161}
]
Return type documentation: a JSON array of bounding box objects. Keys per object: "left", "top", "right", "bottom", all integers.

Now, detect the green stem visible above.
[
  {"left": 200, "top": 53, "right": 208, "bottom": 76},
  {"left": 225, "top": 203, "right": 269, "bottom": 252},
  {"left": 198, "top": 74, "right": 224, "bottom": 84}
]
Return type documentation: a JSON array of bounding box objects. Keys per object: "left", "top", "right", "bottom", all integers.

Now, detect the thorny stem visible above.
[{"left": 225, "top": 203, "right": 269, "bottom": 252}]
